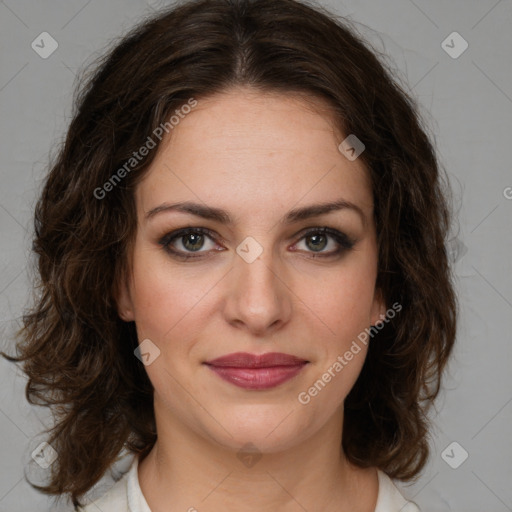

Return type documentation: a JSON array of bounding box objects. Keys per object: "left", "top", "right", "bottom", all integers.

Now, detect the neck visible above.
[{"left": 137, "top": 400, "right": 378, "bottom": 512}]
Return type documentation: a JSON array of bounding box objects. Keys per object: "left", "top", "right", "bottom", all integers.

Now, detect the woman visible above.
[{"left": 3, "top": 0, "right": 457, "bottom": 510}]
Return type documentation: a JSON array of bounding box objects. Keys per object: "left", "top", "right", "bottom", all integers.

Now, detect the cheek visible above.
[
  {"left": 298, "top": 257, "right": 378, "bottom": 343},
  {"left": 128, "top": 247, "right": 231, "bottom": 363},
  {"left": 132, "top": 274, "right": 208, "bottom": 339},
  {"left": 128, "top": 248, "right": 201, "bottom": 339}
]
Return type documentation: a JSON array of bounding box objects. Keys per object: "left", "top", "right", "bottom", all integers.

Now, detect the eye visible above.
[
  {"left": 292, "top": 227, "right": 355, "bottom": 258},
  {"left": 159, "top": 227, "right": 220, "bottom": 259}
]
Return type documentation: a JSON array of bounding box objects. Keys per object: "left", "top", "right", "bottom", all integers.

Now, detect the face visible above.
[{"left": 117, "top": 88, "right": 385, "bottom": 453}]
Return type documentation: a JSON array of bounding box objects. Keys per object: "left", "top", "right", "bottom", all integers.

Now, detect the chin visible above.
[{"left": 201, "top": 404, "right": 315, "bottom": 454}]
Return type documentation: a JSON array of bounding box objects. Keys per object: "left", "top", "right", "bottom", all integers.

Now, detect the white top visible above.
[{"left": 79, "top": 456, "right": 420, "bottom": 512}]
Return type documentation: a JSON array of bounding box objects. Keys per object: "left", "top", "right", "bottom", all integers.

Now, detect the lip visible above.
[{"left": 204, "top": 352, "right": 309, "bottom": 390}]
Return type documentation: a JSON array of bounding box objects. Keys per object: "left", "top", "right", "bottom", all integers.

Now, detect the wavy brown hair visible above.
[{"left": 2, "top": 0, "right": 457, "bottom": 507}]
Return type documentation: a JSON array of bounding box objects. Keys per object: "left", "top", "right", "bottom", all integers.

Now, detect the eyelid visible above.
[{"left": 293, "top": 226, "right": 356, "bottom": 246}]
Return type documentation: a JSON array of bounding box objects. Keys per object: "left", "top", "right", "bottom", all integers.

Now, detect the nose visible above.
[{"left": 222, "top": 240, "right": 293, "bottom": 337}]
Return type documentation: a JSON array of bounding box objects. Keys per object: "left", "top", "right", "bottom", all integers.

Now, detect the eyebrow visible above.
[{"left": 145, "top": 199, "right": 367, "bottom": 226}]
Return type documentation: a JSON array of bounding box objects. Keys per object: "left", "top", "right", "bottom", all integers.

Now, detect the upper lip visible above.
[{"left": 205, "top": 352, "right": 308, "bottom": 368}]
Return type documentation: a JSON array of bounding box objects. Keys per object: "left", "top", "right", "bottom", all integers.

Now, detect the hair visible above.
[{"left": 2, "top": 0, "right": 457, "bottom": 507}]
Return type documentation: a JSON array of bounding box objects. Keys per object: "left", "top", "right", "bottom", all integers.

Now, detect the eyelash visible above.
[{"left": 158, "top": 226, "right": 356, "bottom": 261}]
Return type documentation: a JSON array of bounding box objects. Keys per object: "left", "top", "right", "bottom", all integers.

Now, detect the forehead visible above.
[{"left": 136, "top": 88, "right": 373, "bottom": 221}]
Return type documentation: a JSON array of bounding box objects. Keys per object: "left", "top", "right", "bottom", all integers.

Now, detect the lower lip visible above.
[{"left": 206, "top": 364, "right": 307, "bottom": 390}]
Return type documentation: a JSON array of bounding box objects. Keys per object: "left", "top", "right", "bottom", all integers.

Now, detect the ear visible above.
[
  {"left": 114, "top": 276, "right": 135, "bottom": 322},
  {"left": 370, "top": 287, "right": 387, "bottom": 327}
]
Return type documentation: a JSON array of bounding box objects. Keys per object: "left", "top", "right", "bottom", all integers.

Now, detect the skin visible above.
[{"left": 117, "top": 87, "right": 386, "bottom": 512}]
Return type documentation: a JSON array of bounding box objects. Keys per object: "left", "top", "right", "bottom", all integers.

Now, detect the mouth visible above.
[{"left": 203, "top": 352, "right": 309, "bottom": 390}]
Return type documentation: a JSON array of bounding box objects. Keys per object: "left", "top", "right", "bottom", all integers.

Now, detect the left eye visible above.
[
  {"left": 296, "top": 233, "right": 336, "bottom": 253},
  {"left": 159, "top": 227, "right": 355, "bottom": 259},
  {"left": 291, "top": 227, "right": 355, "bottom": 257}
]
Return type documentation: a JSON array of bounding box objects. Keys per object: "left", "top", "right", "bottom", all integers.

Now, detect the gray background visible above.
[{"left": 1, "top": 0, "right": 511, "bottom": 510}]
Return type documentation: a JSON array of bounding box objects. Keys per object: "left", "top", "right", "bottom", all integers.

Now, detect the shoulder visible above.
[
  {"left": 375, "top": 470, "right": 421, "bottom": 512},
  {"left": 76, "top": 465, "right": 132, "bottom": 512},
  {"left": 76, "top": 455, "right": 150, "bottom": 512}
]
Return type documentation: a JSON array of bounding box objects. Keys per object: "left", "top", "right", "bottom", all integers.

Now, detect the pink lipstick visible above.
[{"left": 204, "top": 352, "right": 308, "bottom": 390}]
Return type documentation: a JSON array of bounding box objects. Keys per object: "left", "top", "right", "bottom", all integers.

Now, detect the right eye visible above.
[{"left": 159, "top": 227, "right": 223, "bottom": 260}]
